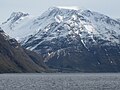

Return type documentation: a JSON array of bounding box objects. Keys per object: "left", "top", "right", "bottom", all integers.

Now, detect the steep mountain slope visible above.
[
  {"left": 1, "top": 7, "right": 120, "bottom": 72},
  {"left": 0, "top": 27, "right": 48, "bottom": 73}
]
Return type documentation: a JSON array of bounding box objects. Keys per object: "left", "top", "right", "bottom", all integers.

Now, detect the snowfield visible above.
[{"left": 0, "top": 73, "right": 120, "bottom": 90}]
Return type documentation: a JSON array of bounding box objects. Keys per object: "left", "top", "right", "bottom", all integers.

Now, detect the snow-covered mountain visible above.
[
  {"left": 1, "top": 7, "right": 120, "bottom": 72},
  {"left": 1, "top": 7, "right": 120, "bottom": 45},
  {"left": 1, "top": 12, "right": 36, "bottom": 41}
]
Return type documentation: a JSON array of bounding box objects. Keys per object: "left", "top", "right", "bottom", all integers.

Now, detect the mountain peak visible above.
[
  {"left": 5, "top": 12, "right": 29, "bottom": 23},
  {"left": 48, "top": 6, "right": 79, "bottom": 11},
  {"left": 40, "top": 7, "right": 79, "bottom": 19},
  {"left": 11, "top": 11, "right": 29, "bottom": 16}
]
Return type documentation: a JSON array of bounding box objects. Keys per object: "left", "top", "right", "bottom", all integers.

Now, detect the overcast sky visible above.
[{"left": 0, "top": 0, "right": 120, "bottom": 24}]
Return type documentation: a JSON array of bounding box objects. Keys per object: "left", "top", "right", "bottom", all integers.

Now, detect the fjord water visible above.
[{"left": 0, "top": 73, "right": 120, "bottom": 90}]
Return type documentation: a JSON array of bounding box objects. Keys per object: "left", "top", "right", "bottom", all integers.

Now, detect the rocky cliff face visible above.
[{"left": 0, "top": 27, "right": 48, "bottom": 73}]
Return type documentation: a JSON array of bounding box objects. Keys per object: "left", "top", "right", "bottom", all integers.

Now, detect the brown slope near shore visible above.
[{"left": 0, "top": 28, "right": 48, "bottom": 73}]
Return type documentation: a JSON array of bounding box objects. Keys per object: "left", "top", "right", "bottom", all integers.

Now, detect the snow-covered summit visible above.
[
  {"left": 1, "top": 7, "right": 120, "bottom": 50},
  {"left": 2, "top": 12, "right": 29, "bottom": 24},
  {"left": 0, "top": 11, "right": 35, "bottom": 40}
]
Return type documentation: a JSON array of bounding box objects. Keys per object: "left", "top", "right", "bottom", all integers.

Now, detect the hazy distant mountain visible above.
[
  {"left": 1, "top": 7, "right": 120, "bottom": 72},
  {"left": 0, "top": 27, "right": 48, "bottom": 73}
]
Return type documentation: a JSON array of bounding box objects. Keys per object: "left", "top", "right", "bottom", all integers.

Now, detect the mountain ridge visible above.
[
  {"left": 0, "top": 27, "right": 48, "bottom": 73},
  {"left": 1, "top": 7, "right": 120, "bottom": 72}
]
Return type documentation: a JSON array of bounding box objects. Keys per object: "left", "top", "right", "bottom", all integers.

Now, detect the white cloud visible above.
[{"left": 57, "top": 6, "right": 80, "bottom": 10}]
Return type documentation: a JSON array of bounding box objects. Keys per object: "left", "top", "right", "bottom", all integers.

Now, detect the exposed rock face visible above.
[
  {"left": 0, "top": 28, "right": 48, "bottom": 73},
  {"left": 45, "top": 45, "right": 120, "bottom": 72}
]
